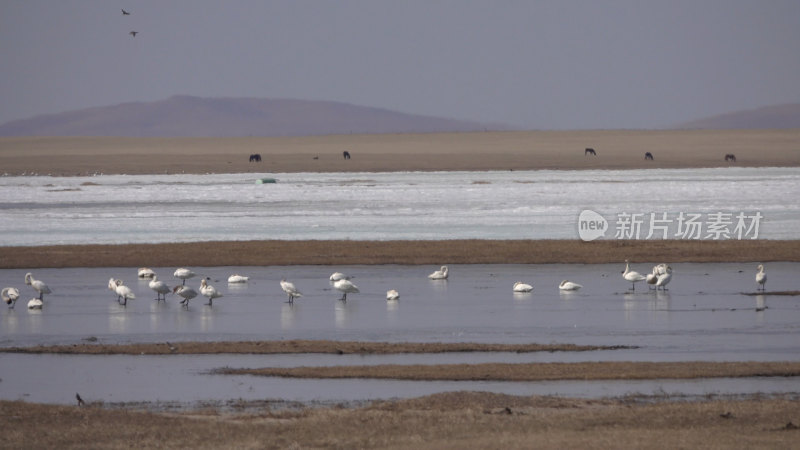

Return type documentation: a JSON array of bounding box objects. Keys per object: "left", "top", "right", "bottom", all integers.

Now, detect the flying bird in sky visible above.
[
  {"left": 121, "top": 9, "right": 131, "bottom": 15},
  {"left": 129, "top": 31, "right": 138, "bottom": 37}
]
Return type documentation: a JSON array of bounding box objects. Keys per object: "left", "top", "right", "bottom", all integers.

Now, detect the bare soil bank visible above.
[
  {"left": 2, "top": 393, "right": 798, "bottom": 449},
  {"left": 2, "top": 239, "right": 798, "bottom": 269},
  {"left": 1, "top": 129, "right": 798, "bottom": 176},
  {"left": 219, "top": 361, "right": 800, "bottom": 382}
]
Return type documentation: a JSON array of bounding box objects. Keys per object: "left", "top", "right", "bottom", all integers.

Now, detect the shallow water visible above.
[
  {"left": 1, "top": 167, "right": 798, "bottom": 245},
  {"left": 1, "top": 263, "right": 798, "bottom": 405}
]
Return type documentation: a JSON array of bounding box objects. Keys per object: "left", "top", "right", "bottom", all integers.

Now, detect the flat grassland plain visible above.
[{"left": 2, "top": 129, "right": 800, "bottom": 448}]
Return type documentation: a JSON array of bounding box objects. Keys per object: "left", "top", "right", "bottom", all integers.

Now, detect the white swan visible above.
[
  {"left": 386, "top": 289, "right": 400, "bottom": 300},
  {"left": 149, "top": 275, "right": 171, "bottom": 301},
  {"left": 27, "top": 298, "right": 43, "bottom": 310},
  {"left": 756, "top": 264, "right": 767, "bottom": 291},
  {"left": 334, "top": 279, "right": 359, "bottom": 301},
  {"left": 655, "top": 265, "right": 672, "bottom": 291},
  {"left": 428, "top": 266, "right": 449, "bottom": 280},
  {"left": 622, "top": 260, "right": 647, "bottom": 290},
  {"left": 646, "top": 267, "right": 658, "bottom": 289},
  {"left": 173, "top": 285, "right": 197, "bottom": 307},
  {"left": 199, "top": 278, "right": 223, "bottom": 306},
  {"left": 329, "top": 272, "right": 350, "bottom": 281},
  {"left": 137, "top": 267, "right": 155, "bottom": 278},
  {"left": 280, "top": 279, "right": 302, "bottom": 303},
  {"left": 112, "top": 279, "right": 136, "bottom": 305},
  {"left": 2, "top": 287, "right": 20, "bottom": 308},
  {"left": 173, "top": 268, "right": 197, "bottom": 285},
  {"left": 25, "top": 273, "right": 52, "bottom": 300},
  {"left": 227, "top": 274, "right": 249, "bottom": 283},
  {"left": 559, "top": 280, "right": 582, "bottom": 291},
  {"left": 512, "top": 281, "right": 533, "bottom": 292}
]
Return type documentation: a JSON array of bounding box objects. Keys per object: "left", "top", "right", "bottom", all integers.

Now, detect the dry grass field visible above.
[
  {"left": 1, "top": 129, "right": 799, "bottom": 176},
  {"left": 2, "top": 393, "right": 799, "bottom": 449}
]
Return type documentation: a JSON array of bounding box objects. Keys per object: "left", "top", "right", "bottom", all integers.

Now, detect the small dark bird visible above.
[
  {"left": 129, "top": 31, "right": 138, "bottom": 37},
  {"left": 121, "top": 9, "right": 131, "bottom": 15},
  {"left": 76, "top": 393, "right": 85, "bottom": 407}
]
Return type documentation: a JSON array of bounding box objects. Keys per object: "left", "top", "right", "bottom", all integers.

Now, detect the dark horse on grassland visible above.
[
  {"left": 343, "top": 151, "right": 351, "bottom": 160},
  {"left": 249, "top": 154, "right": 262, "bottom": 162},
  {"left": 725, "top": 154, "right": 736, "bottom": 162},
  {"left": 645, "top": 152, "right": 654, "bottom": 160},
  {"left": 585, "top": 148, "right": 596, "bottom": 156}
]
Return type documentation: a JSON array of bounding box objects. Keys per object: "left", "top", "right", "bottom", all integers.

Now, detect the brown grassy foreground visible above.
[
  {"left": 2, "top": 392, "right": 799, "bottom": 449},
  {"left": 3, "top": 239, "right": 799, "bottom": 269},
  {"left": 218, "top": 361, "right": 800, "bottom": 382},
  {"left": 0, "top": 340, "right": 630, "bottom": 356}
]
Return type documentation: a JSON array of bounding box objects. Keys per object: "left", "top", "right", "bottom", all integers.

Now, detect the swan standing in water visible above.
[
  {"left": 227, "top": 274, "right": 249, "bottom": 283},
  {"left": 655, "top": 265, "right": 673, "bottom": 291},
  {"left": 173, "top": 285, "right": 198, "bottom": 307},
  {"left": 621, "top": 260, "right": 647, "bottom": 291},
  {"left": 646, "top": 267, "right": 658, "bottom": 289},
  {"left": 173, "top": 268, "right": 197, "bottom": 285},
  {"left": 329, "top": 272, "right": 351, "bottom": 281},
  {"left": 559, "top": 280, "right": 582, "bottom": 291},
  {"left": 2, "top": 287, "right": 20, "bottom": 308},
  {"left": 25, "top": 273, "right": 52, "bottom": 300},
  {"left": 386, "top": 289, "right": 400, "bottom": 300},
  {"left": 756, "top": 264, "right": 767, "bottom": 291},
  {"left": 110, "top": 279, "right": 136, "bottom": 305},
  {"left": 137, "top": 267, "right": 156, "bottom": 279},
  {"left": 149, "top": 275, "right": 171, "bottom": 301},
  {"left": 280, "top": 279, "right": 302, "bottom": 303},
  {"left": 334, "top": 279, "right": 359, "bottom": 301},
  {"left": 199, "top": 278, "right": 223, "bottom": 306},
  {"left": 512, "top": 281, "right": 533, "bottom": 292},
  {"left": 428, "top": 266, "right": 449, "bottom": 280}
]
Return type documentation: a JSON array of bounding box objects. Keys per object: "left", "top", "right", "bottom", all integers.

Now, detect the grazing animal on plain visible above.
[
  {"left": 585, "top": 148, "right": 596, "bottom": 156},
  {"left": 755, "top": 264, "right": 767, "bottom": 291},
  {"left": 644, "top": 152, "right": 654, "bottom": 160},
  {"left": 725, "top": 154, "right": 737, "bottom": 162},
  {"left": 343, "top": 151, "right": 351, "bottom": 160},
  {"left": 249, "top": 153, "right": 262, "bottom": 162}
]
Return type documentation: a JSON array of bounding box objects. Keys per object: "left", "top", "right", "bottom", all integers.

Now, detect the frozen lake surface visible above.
[
  {"left": 1, "top": 167, "right": 798, "bottom": 245},
  {"left": 1, "top": 262, "right": 798, "bottom": 405}
]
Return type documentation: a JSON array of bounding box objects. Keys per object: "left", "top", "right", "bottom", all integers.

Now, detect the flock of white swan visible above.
[{"left": 1, "top": 262, "right": 771, "bottom": 310}]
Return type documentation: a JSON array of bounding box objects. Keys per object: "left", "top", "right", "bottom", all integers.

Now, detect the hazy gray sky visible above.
[{"left": 1, "top": 1, "right": 798, "bottom": 129}]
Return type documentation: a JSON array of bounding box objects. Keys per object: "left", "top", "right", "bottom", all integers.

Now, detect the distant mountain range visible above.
[
  {"left": 0, "top": 96, "right": 508, "bottom": 137},
  {"left": 675, "top": 103, "right": 800, "bottom": 130},
  {"left": 1, "top": 97, "right": 798, "bottom": 137}
]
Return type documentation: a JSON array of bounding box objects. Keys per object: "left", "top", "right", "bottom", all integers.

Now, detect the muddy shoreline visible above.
[{"left": 2, "top": 239, "right": 799, "bottom": 269}]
